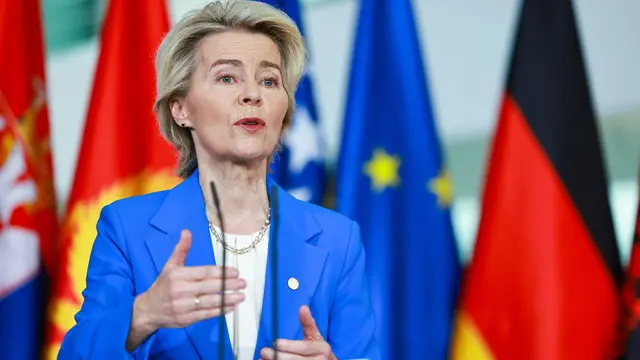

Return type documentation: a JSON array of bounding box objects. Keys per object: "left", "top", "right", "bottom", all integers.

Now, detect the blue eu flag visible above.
[
  {"left": 335, "top": 0, "right": 461, "bottom": 358},
  {"left": 258, "top": 0, "right": 326, "bottom": 204}
]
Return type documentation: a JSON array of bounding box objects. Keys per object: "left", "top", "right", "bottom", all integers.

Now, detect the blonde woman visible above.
[{"left": 58, "top": 1, "right": 379, "bottom": 359}]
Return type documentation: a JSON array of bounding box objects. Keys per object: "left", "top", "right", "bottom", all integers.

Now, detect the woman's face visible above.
[{"left": 171, "top": 30, "right": 288, "bottom": 164}]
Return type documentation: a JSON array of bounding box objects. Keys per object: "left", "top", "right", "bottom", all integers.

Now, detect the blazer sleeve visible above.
[
  {"left": 328, "top": 221, "right": 381, "bottom": 360},
  {"left": 58, "top": 204, "right": 156, "bottom": 360}
]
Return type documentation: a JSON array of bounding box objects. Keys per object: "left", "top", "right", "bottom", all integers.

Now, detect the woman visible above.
[{"left": 58, "top": 1, "right": 379, "bottom": 359}]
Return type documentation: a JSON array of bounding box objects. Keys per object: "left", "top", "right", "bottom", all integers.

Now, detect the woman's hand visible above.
[
  {"left": 259, "top": 306, "right": 337, "bottom": 360},
  {"left": 126, "top": 229, "right": 246, "bottom": 351}
]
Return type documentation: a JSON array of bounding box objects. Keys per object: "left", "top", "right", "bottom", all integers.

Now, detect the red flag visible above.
[
  {"left": 44, "top": 0, "right": 179, "bottom": 357},
  {"left": 450, "top": 0, "right": 622, "bottom": 359},
  {"left": 620, "top": 161, "right": 640, "bottom": 357},
  {"left": 0, "top": 0, "right": 59, "bottom": 358}
]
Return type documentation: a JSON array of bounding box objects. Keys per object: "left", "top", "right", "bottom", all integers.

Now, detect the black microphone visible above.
[
  {"left": 209, "top": 181, "right": 231, "bottom": 360},
  {"left": 210, "top": 182, "right": 279, "bottom": 360},
  {"left": 269, "top": 185, "right": 280, "bottom": 360}
]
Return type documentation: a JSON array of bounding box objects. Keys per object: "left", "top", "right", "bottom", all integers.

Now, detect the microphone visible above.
[
  {"left": 210, "top": 182, "right": 279, "bottom": 360},
  {"left": 209, "top": 181, "right": 238, "bottom": 360},
  {"left": 269, "top": 185, "right": 280, "bottom": 360}
]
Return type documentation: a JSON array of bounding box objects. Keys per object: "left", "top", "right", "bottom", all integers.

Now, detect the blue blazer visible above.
[{"left": 58, "top": 170, "right": 380, "bottom": 360}]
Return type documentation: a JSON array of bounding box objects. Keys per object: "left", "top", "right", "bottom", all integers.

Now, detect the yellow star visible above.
[
  {"left": 363, "top": 148, "right": 401, "bottom": 192},
  {"left": 428, "top": 169, "right": 453, "bottom": 208}
]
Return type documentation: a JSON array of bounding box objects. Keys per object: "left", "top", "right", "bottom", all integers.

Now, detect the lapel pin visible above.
[{"left": 288, "top": 277, "right": 299, "bottom": 290}]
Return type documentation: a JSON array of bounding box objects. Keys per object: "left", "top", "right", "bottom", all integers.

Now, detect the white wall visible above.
[{"left": 45, "top": 0, "right": 640, "bottom": 264}]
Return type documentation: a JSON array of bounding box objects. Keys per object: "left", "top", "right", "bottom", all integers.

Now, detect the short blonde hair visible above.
[{"left": 154, "top": 0, "right": 307, "bottom": 178}]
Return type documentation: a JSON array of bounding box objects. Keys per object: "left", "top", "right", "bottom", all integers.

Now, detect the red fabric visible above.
[
  {"left": 0, "top": 0, "right": 58, "bottom": 274},
  {"left": 65, "top": 0, "right": 176, "bottom": 203},
  {"left": 45, "top": 0, "right": 178, "bottom": 355},
  {"left": 620, "top": 162, "right": 640, "bottom": 357},
  {"left": 458, "top": 95, "right": 620, "bottom": 359}
]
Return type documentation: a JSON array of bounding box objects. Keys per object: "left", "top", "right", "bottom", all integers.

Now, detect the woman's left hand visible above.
[{"left": 259, "top": 305, "right": 337, "bottom": 360}]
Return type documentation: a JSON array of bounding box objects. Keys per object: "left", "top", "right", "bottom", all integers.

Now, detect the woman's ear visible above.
[{"left": 170, "top": 98, "right": 192, "bottom": 129}]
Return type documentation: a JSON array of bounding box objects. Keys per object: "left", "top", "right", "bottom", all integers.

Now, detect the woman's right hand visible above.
[{"left": 127, "top": 229, "right": 245, "bottom": 350}]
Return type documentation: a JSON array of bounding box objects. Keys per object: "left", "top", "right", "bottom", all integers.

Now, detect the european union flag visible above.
[
  {"left": 335, "top": 0, "right": 461, "bottom": 358},
  {"left": 259, "top": 0, "right": 326, "bottom": 204}
]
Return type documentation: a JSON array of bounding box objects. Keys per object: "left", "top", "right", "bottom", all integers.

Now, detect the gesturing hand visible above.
[
  {"left": 132, "top": 229, "right": 246, "bottom": 334},
  {"left": 259, "top": 305, "right": 337, "bottom": 360}
]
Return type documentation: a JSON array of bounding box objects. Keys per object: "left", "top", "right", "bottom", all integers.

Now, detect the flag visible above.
[
  {"left": 44, "top": 0, "right": 179, "bottom": 357},
  {"left": 335, "top": 0, "right": 461, "bottom": 358},
  {"left": 258, "top": 0, "right": 326, "bottom": 204},
  {"left": 0, "top": 0, "right": 58, "bottom": 358},
  {"left": 450, "top": 0, "right": 622, "bottom": 358},
  {"left": 620, "top": 161, "right": 640, "bottom": 358},
  {"left": 0, "top": 92, "right": 49, "bottom": 360}
]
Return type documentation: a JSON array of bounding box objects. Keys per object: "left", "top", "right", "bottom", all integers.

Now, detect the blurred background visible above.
[{"left": 43, "top": 0, "right": 639, "bottom": 264}]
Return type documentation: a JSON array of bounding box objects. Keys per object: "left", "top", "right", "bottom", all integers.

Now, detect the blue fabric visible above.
[
  {"left": 58, "top": 170, "right": 379, "bottom": 360},
  {"left": 259, "top": 0, "right": 327, "bottom": 205},
  {"left": 0, "top": 274, "right": 46, "bottom": 360},
  {"left": 335, "top": 0, "right": 461, "bottom": 358}
]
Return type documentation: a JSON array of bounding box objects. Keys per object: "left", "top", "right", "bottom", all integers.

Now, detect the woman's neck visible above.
[{"left": 198, "top": 160, "right": 270, "bottom": 235}]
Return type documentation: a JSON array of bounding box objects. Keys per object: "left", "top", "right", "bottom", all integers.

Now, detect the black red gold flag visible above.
[{"left": 451, "top": 0, "right": 622, "bottom": 358}]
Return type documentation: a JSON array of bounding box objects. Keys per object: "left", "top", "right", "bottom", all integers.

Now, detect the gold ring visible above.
[{"left": 194, "top": 296, "right": 201, "bottom": 309}]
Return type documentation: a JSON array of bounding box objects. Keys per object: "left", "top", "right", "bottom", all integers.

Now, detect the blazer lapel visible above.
[
  {"left": 146, "top": 169, "right": 234, "bottom": 360},
  {"left": 253, "top": 181, "right": 329, "bottom": 358}
]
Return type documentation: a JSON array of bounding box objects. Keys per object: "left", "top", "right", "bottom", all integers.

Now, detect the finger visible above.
[
  {"left": 299, "top": 305, "right": 322, "bottom": 340},
  {"left": 177, "top": 277, "right": 247, "bottom": 295},
  {"left": 165, "top": 229, "right": 192, "bottom": 267},
  {"left": 195, "top": 292, "right": 245, "bottom": 310},
  {"left": 171, "top": 291, "right": 245, "bottom": 313},
  {"left": 176, "top": 265, "right": 240, "bottom": 281},
  {"left": 260, "top": 348, "right": 326, "bottom": 360},
  {"left": 196, "top": 277, "right": 247, "bottom": 293},
  {"left": 274, "top": 339, "right": 330, "bottom": 356},
  {"left": 174, "top": 304, "right": 237, "bottom": 328},
  {"left": 260, "top": 347, "right": 306, "bottom": 360}
]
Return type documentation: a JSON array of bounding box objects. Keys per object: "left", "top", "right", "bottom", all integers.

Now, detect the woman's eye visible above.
[
  {"left": 263, "top": 78, "right": 278, "bottom": 87},
  {"left": 220, "top": 76, "right": 234, "bottom": 83}
]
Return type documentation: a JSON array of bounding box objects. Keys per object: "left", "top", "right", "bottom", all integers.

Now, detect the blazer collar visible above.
[
  {"left": 146, "top": 169, "right": 328, "bottom": 360},
  {"left": 254, "top": 175, "right": 328, "bottom": 358}
]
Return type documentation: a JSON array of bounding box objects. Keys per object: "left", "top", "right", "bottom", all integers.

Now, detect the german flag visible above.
[
  {"left": 43, "top": 0, "right": 179, "bottom": 358},
  {"left": 621, "top": 162, "right": 640, "bottom": 358},
  {"left": 450, "top": 0, "right": 623, "bottom": 359}
]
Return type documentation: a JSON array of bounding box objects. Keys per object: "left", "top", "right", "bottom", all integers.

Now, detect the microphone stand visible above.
[
  {"left": 210, "top": 182, "right": 238, "bottom": 360},
  {"left": 270, "top": 186, "right": 280, "bottom": 360},
  {"left": 210, "top": 183, "right": 280, "bottom": 360}
]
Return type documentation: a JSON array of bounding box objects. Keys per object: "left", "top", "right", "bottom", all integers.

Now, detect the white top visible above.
[{"left": 209, "top": 224, "right": 269, "bottom": 360}]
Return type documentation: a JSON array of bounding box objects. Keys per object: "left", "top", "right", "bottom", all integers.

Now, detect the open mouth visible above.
[
  {"left": 234, "top": 117, "right": 266, "bottom": 132},
  {"left": 235, "top": 117, "right": 265, "bottom": 126}
]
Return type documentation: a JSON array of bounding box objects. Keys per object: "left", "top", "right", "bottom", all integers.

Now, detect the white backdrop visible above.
[{"left": 45, "top": 0, "right": 640, "bottom": 263}]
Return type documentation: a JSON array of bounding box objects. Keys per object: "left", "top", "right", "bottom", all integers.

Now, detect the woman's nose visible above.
[
  {"left": 240, "top": 83, "right": 262, "bottom": 106},
  {"left": 242, "top": 95, "right": 261, "bottom": 105}
]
